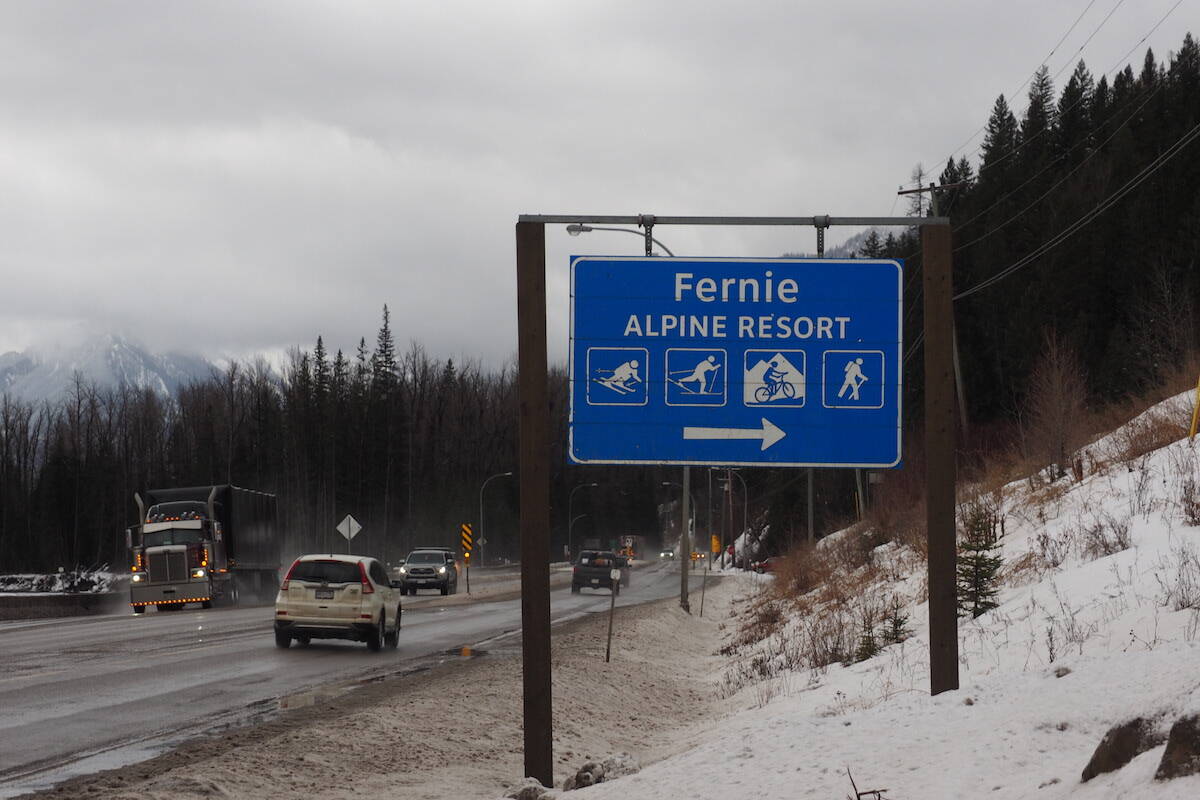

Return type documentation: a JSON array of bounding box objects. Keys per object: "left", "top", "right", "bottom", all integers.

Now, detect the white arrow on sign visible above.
[
  {"left": 336, "top": 515, "right": 362, "bottom": 541},
  {"left": 682, "top": 418, "right": 786, "bottom": 451}
]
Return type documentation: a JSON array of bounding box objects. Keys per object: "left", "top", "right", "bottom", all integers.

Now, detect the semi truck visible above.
[{"left": 127, "top": 485, "right": 278, "bottom": 612}]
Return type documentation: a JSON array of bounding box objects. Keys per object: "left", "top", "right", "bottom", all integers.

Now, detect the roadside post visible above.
[
  {"left": 605, "top": 568, "right": 620, "bottom": 663},
  {"left": 517, "top": 213, "right": 954, "bottom": 786},
  {"left": 461, "top": 523, "right": 473, "bottom": 594}
]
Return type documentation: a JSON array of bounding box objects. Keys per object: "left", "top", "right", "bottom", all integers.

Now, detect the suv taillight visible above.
[
  {"left": 359, "top": 561, "right": 374, "bottom": 594},
  {"left": 280, "top": 559, "right": 300, "bottom": 591}
]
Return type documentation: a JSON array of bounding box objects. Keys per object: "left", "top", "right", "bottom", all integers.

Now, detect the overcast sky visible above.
[{"left": 1, "top": 0, "right": 1191, "bottom": 366}]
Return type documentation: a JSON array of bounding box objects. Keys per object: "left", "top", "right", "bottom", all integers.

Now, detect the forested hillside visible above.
[{"left": 0, "top": 37, "right": 1197, "bottom": 573}]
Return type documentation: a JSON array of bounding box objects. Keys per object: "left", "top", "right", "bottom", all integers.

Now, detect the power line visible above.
[
  {"left": 952, "top": 80, "right": 1165, "bottom": 254},
  {"left": 903, "top": 106, "right": 1200, "bottom": 363},
  {"left": 954, "top": 117, "right": 1200, "bottom": 301},
  {"left": 924, "top": 0, "right": 1183, "bottom": 184},
  {"left": 920, "top": 0, "right": 1102, "bottom": 168},
  {"left": 1049, "top": 0, "right": 1128, "bottom": 84}
]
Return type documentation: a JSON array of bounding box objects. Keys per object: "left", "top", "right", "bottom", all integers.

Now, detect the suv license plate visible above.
[
  {"left": 591, "top": 578, "right": 599, "bottom": 584},
  {"left": 315, "top": 588, "right": 334, "bottom": 599}
]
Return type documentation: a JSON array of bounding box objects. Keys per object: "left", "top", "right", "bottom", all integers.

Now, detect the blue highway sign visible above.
[{"left": 569, "top": 257, "right": 903, "bottom": 467}]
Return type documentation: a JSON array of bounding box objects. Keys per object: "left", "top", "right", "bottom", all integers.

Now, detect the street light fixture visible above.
[
  {"left": 479, "top": 471, "right": 513, "bottom": 566},
  {"left": 720, "top": 470, "right": 749, "bottom": 567},
  {"left": 661, "top": 480, "right": 696, "bottom": 541},
  {"left": 568, "top": 482, "right": 599, "bottom": 560},
  {"left": 565, "top": 224, "right": 677, "bottom": 257}
]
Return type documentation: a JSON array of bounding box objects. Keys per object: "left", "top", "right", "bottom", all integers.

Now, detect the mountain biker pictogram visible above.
[{"left": 744, "top": 350, "right": 805, "bottom": 407}]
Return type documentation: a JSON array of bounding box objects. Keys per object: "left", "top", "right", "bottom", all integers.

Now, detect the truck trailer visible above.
[{"left": 127, "top": 485, "right": 278, "bottom": 612}]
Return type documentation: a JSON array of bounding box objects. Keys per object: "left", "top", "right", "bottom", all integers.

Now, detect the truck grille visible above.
[
  {"left": 409, "top": 568, "right": 435, "bottom": 576},
  {"left": 148, "top": 551, "right": 188, "bottom": 583}
]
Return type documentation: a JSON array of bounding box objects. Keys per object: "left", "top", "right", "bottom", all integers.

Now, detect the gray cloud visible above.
[{"left": 1, "top": 0, "right": 1190, "bottom": 364}]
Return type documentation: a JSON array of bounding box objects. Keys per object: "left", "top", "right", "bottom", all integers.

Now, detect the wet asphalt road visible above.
[{"left": 0, "top": 560, "right": 710, "bottom": 797}]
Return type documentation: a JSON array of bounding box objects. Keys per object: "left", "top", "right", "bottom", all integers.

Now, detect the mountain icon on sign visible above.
[{"left": 744, "top": 350, "right": 805, "bottom": 407}]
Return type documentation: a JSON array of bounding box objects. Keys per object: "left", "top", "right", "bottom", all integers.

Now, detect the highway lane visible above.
[{"left": 0, "top": 559, "right": 710, "bottom": 797}]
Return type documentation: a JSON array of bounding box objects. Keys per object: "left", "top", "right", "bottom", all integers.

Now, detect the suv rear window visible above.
[{"left": 290, "top": 560, "right": 360, "bottom": 584}]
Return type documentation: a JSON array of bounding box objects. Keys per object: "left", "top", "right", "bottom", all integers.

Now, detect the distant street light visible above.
[
  {"left": 479, "top": 471, "right": 513, "bottom": 566},
  {"left": 568, "top": 482, "right": 599, "bottom": 560}
]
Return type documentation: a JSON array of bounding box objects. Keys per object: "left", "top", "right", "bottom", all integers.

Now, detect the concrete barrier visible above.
[{"left": 0, "top": 592, "right": 126, "bottom": 620}]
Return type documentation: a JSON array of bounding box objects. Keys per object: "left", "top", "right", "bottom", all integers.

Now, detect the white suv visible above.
[{"left": 274, "top": 554, "right": 402, "bottom": 652}]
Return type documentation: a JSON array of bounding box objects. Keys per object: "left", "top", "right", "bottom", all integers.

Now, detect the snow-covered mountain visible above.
[{"left": 0, "top": 334, "right": 213, "bottom": 405}]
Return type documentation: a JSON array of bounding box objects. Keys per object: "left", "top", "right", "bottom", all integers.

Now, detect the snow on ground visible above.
[
  {"left": 577, "top": 390, "right": 1200, "bottom": 798},
  {"left": 0, "top": 567, "right": 116, "bottom": 594}
]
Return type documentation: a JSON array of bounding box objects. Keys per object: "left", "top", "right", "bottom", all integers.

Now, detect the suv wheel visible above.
[
  {"left": 571, "top": 584, "right": 580, "bottom": 594},
  {"left": 366, "top": 614, "right": 384, "bottom": 652},
  {"left": 440, "top": 584, "right": 449, "bottom": 596},
  {"left": 274, "top": 630, "right": 292, "bottom": 649},
  {"left": 385, "top": 611, "right": 399, "bottom": 648}
]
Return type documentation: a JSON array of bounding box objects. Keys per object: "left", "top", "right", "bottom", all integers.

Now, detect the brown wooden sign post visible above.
[{"left": 514, "top": 213, "right": 956, "bottom": 786}]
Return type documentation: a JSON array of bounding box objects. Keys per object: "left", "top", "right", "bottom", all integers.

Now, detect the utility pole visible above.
[{"left": 897, "top": 181, "right": 971, "bottom": 439}]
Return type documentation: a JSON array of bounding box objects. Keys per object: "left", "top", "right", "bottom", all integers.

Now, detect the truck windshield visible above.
[
  {"left": 289, "top": 560, "right": 360, "bottom": 584},
  {"left": 406, "top": 551, "right": 448, "bottom": 564},
  {"left": 142, "top": 529, "right": 206, "bottom": 547}
]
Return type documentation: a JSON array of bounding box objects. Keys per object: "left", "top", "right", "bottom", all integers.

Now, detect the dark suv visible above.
[{"left": 398, "top": 548, "right": 458, "bottom": 595}]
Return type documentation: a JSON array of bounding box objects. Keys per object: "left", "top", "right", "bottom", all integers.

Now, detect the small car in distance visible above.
[
  {"left": 397, "top": 547, "right": 458, "bottom": 595},
  {"left": 659, "top": 549, "right": 675, "bottom": 559},
  {"left": 274, "top": 554, "right": 402, "bottom": 652}
]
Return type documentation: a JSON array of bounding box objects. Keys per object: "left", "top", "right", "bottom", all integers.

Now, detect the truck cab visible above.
[
  {"left": 130, "top": 500, "right": 223, "bottom": 612},
  {"left": 128, "top": 485, "right": 277, "bottom": 613}
]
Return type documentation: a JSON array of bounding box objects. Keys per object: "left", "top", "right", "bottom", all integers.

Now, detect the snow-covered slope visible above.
[
  {"left": 579, "top": 390, "right": 1200, "bottom": 799},
  {"left": 0, "top": 334, "right": 211, "bottom": 404}
]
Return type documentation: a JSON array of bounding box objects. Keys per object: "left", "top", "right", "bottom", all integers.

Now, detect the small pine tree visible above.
[
  {"left": 956, "top": 499, "right": 1004, "bottom": 618},
  {"left": 854, "top": 626, "right": 879, "bottom": 663},
  {"left": 882, "top": 595, "right": 912, "bottom": 645}
]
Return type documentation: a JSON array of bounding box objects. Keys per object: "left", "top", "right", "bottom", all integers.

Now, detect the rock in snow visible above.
[
  {"left": 1156, "top": 714, "right": 1200, "bottom": 781},
  {"left": 1081, "top": 717, "right": 1163, "bottom": 782}
]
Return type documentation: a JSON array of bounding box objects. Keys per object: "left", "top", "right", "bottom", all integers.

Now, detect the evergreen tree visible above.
[
  {"left": 1021, "top": 66, "right": 1056, "bottom": 170},
  {"left": 857, "top": 230, "right": 885, "bottom": 258},
  {"left": 372, "top": 305, "right": 397, "bottom": 396},
  {"left": 980, "top": 94, "right": 1020, "bottom": 184},
  {"left": 313, "top": 336, "right": 330, "bottom": 404},
  {"left": 1056, "top": 60, "right": 1095, "bottom": 164},
  {"left": 956, "top": 499, "right": 1004, "bottom": 618}
]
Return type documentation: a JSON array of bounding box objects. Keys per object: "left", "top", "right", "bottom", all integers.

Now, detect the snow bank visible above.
[
  {"left": 0, "top": 567, "right": 117, "bottom": 594},
  {"left": 579, "top": 389, "right": 1200, "bottom": 798}
]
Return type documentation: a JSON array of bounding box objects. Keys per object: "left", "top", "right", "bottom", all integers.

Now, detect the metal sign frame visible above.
[{"left": 515, "top": 213, "right": 957, "bottom": 788}]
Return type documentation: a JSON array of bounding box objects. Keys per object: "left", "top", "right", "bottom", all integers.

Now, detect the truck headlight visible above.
[
  {"left": 191, "top": 568, "right": 207, "bottom": 579},
  {"left": 398, "top": 566, "right": 407, "bottom": 574},
  {"left": 438, "top": 566, "right": 447, "bottom": 574},
  {"left": 131, "top": 573, "right": 143, "bottom": 583}
]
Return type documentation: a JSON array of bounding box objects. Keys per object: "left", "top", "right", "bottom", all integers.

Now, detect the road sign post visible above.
[
  {"left": 461, "top": 523, "right": 474, "bottom": 594},
  {"left": 336, "top": 515, "right": 361, "bottom": 555}
]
